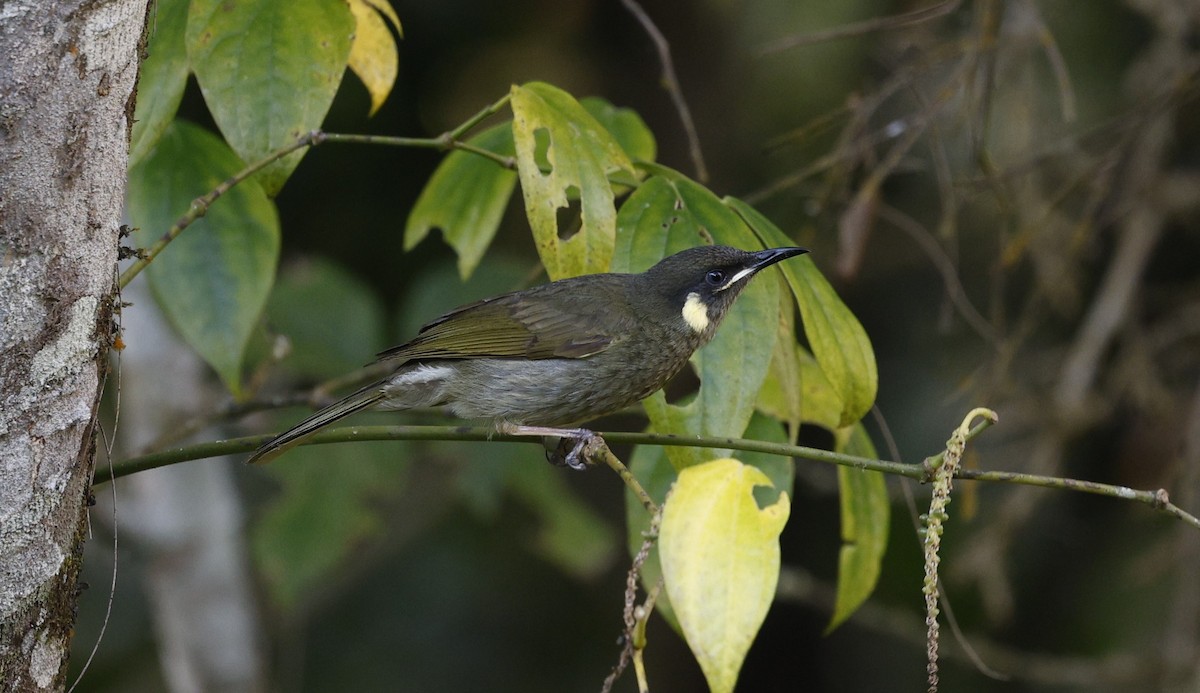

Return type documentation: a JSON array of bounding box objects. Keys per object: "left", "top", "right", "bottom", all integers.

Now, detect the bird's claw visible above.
[{"left": 545, "top": 432, "right": 603, "bottom": 470}]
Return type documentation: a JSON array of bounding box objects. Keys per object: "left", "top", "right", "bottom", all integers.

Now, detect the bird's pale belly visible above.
[{"left": 378, "top": 356, "right": 686, "bottom": 428}]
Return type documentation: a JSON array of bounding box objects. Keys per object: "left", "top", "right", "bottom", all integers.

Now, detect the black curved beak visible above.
[{"left": 750, "top": 246, "right": 809, "bottom": 271}]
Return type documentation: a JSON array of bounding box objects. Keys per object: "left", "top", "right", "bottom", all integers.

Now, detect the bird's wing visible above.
[{"left": 377, "top": 276, "right": 637, "bottom": 363}]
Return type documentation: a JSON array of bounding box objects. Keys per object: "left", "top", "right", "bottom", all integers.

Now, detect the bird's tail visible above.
[{"left": 247, "top": 385, "right": 387, "bottom": 464}]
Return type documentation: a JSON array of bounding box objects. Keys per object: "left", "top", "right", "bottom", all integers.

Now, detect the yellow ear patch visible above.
[{"left": 682, "top": 292, "right": 710, "bottom": 333}]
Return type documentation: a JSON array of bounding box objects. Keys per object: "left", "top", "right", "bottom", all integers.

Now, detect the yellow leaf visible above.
[
  {"left": 660, "top": 458, "right": 790, "bottom": 693},
  {"left": 347, "top": 0, "right": 401, "bottom": 116},
  {"left": 361, "top": 0, "right": 402, "bottom": 33}
]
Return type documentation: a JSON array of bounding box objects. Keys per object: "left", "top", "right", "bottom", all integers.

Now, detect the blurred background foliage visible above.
[{"left": 77, "top": 0, "right": 1200, "bottom": 691}]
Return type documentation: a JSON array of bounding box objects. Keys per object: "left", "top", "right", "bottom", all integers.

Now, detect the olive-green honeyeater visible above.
[{"left": 249, "top": 245, "right": 808, "bottom": 467}]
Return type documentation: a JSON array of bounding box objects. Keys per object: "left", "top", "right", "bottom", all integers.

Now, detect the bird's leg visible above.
[{"left": 495, "top": 422, "right": 602, "bottom": 470}]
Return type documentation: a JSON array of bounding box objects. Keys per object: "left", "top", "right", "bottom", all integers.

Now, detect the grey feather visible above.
[{"left": 247, "top": 386, "right": 387, "bottom": 464}]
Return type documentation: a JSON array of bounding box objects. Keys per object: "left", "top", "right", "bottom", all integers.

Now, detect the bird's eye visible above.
[{"left": 705, "top": 269, "right": 726, "bottom": 286}]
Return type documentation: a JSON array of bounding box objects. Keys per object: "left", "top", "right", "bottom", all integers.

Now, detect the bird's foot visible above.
[
  {"left": 497, "top": 423, "right": 602, "bottom": 471},
  {"left": 545, "top": 432, "right": 606, "bottom": 470}
]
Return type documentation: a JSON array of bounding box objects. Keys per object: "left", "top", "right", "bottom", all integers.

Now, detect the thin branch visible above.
[
  {"left": 119, "top": 95, "right": 519, "bottom": 289},
  {"left": 618, "top": 0, "right": 708, "bottom": 182},
  {"left": 118, "top": 131, "right": 323, "bottom": 288},
  {"left": 93, "top": 421, "right": 1200, "bottom": 530},
  {"left": 923, "top": 408, "right": 996, "bottom": 693},
  {"left": 879, "top": 204, "right": 998, "bottom": 345},
  {"left": 1023, "top": 0, "right": 1076, "bottom": 122},
  {"left": 759, "top": 0, "right": 961, "bottom": 54},
  {"left": 594, "top": 441, "right": 659, "bottom": 514},
  {"left": 444, "top": 93, "right": 513, "bottom": 141}
]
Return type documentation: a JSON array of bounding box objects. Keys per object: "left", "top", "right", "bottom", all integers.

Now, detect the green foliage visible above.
[
  {"left": 252, "top": 439, "right": 410, "bottom": 610},
  {"left": 129, "top": 0, "right": 189, "bottom": 167},
  {"left": 579, "top": 97, "right": 657, "bottom": 164},
  {"left": 505, "top": 462, "right": 619, "bottom": 580},
  {"left": 266, "top": 258, "right": 388, "bottom": 380},
  {"left": 404, "top": 124, "right": 518, "bottom": 280},
  {"left": 727, "top": 198, "right": 878, "bottom": 427},
  {"left": 510, "top": 82, "right": 636, "bottom": 280},
  {"left": 404, "top": 95, "right": 656, "bottom": 280},
  {"left": 828, "top": 423, "right": 890, "bottom": 633},
  {"left": 127, "top": 121, "right": 279, "bottom": 395},
  {"left": 126, "top": 22, "right": 885, "bottom": 678},
  {"left": 186, "top": 0, "right": 354, "bottom": 196}
]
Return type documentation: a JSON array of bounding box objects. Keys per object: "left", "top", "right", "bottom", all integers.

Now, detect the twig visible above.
[
  {"left": 92, "top": 421, "right": 1200, "bottom": 531},
  {"left": 879, "top": 204, "right": 998, "bottom": 345},
  {"left": 922, "top": 408, "right": 998, "bottom": 693},
  {"left": 118, "top": 131, "right": 324, "bottom": 288},
  {"left": 593, "top": 440, "right": 658, "bottom": 514},
  {"left": 118, "top": 95, "right": 518, "bottom": 289},
  {"left": 759, "top": 0, "right": 961, "bottom": 54},
  {"left": 873, "top": 407, "right": 1007, "bottom": 682},
  {"left": 603, "top": 510, "right": 661, "bottom": 693},
  {"left": 618, "top": 0, "right": 708, "bottom": 182}
]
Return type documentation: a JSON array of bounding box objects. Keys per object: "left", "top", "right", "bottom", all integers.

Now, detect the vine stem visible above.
[
  {"left": 92, "top": 422, "right": 1200, "bottom": 531},
  {"left": 118, "top": 94, "right": 515, "bottom": 289}
]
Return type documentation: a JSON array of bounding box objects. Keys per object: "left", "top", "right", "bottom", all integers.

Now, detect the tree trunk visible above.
[{"left": 0, "top": 1, "right": 149, "bottom": 689}]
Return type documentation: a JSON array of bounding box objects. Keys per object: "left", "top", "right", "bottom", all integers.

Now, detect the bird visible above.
[{"left": 247, "top": 244, "right": 809, "bottom": 468}]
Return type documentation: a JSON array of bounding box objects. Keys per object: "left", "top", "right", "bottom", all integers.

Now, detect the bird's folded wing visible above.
[{"left": 377, "top": 279, "right": 637, "bottom": 363}]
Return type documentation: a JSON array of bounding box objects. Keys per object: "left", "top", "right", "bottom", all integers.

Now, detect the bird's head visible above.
[{"left": 641, "top": 245, "right": 809, "bottom": 340}]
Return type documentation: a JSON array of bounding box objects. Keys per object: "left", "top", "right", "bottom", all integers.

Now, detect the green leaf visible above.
[
  {"left": 509, "top": 82, "right": 634, "bottom": 279},
  {"left": 755, "top": 295, "right": 804, "bottom": 438},
  {"left": 252, "top": 438, "right": 409, "bottom": 610},
  {"left": 613, "top": 175, "right": 782, "bottom": 469},
  {"left": 737, "top": 413, "right": 795, "bottom": 508},
  {"left": 267, "top": 257, "right": 387, "bottom": 380},
  {"left": 726, "top": 197, "right": 878, "bottom": 427},
  {"left": 128, "top": 121, "right": 280, "bottom": 395},
  {"left": 187, "top": 0, "right": 354, "bottom": 195},
  {"left": 828, "top": 423, "right": 890, "bottom": 632},
  {"left": 129, "top": 0, "right": 190, "bottom": 168},
  {"left": 796, "top": 348, "right": 846, "bottom": 432},
  {"left": 660, "top": 458, "right": 790, "bottom": 693},
  {"left": 404, "top": 124, "right": 518, "bottom": 280},
  {"left": 580, "top": 97, "right": 657, "bottom": 164}
]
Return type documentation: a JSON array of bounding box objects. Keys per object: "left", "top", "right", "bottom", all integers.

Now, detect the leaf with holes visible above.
[
  {"left": 510, "top": 82, "right": 634, "bottom": 279},
  {"left": 187, "top": 0, "right": 354, "bottom": 196},
  {"left": 129, "top": 0, "right": 189, "bottom": 167},
  {"left": 726, "top": 197, "right": 878, "bottom": 427},
  {"left": 128, "top": 121, "right": 280, "bottom": 395},
  {"left": 404, "top": 124, "right": 517, "bottom": 279},
  {"left": 613, "top": 173, "right": 781, "bottom": 469},
  {"left": 828, "top": 423, "right": 890, "bottom": 632},
  {"left": 660, "top": 457, "right": 790, "bottom": 693}
]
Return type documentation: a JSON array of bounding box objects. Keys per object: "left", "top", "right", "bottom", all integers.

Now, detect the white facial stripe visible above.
[
  {"left": 681, "top": 292, "right": 710, "bottom": 333},
  {"left": 715, "top": 266, "right": 758, "bottom": 293}
]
